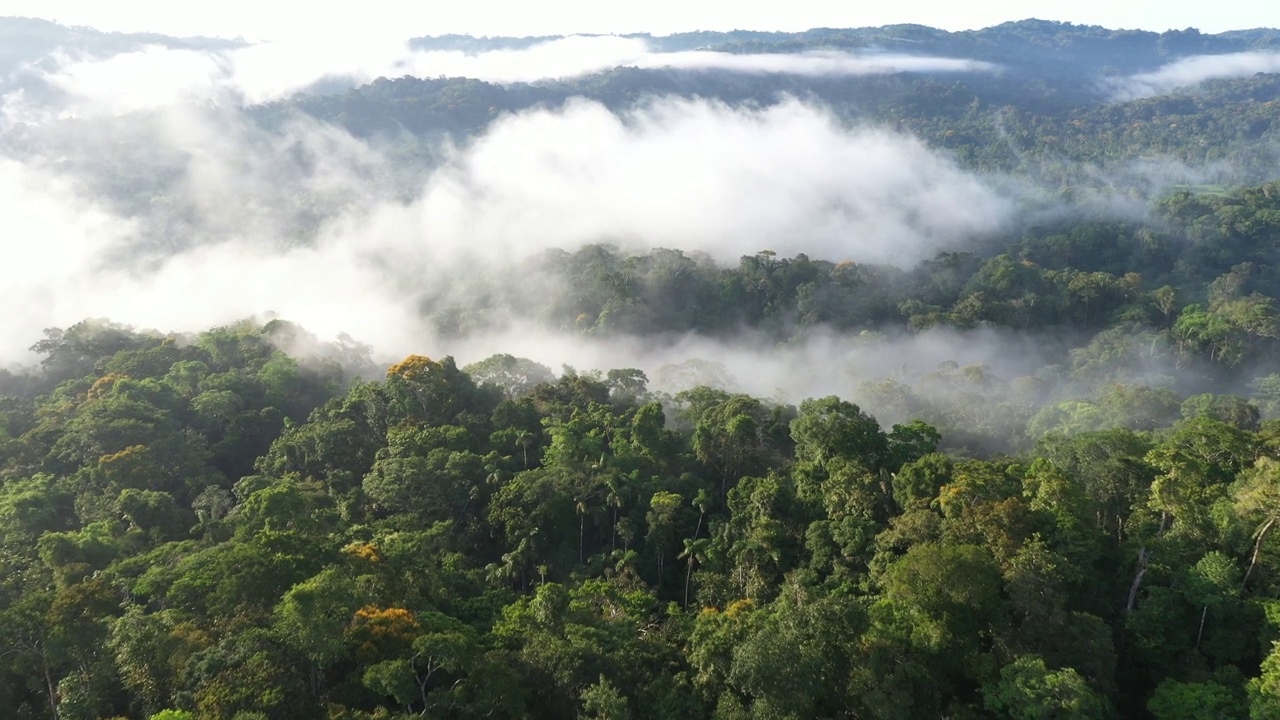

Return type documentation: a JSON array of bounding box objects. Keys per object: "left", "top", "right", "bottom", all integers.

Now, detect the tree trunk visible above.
[
  {"left": 684, "top": 561, "right": 694, "bottom": 609},
  {"left": 1243, "top": 516, "right": 1276, "bottom": 590},
  {"left": 43, "top": 660, "right": 58, "bottom": 720},
  {"left": 1126, "top": 547, "right": 1150, "bottom": 613},
  {"left": 311, "top": 664, "right": 324, "bottom": 696},
  {"left": 1195, "top": 604, "right": 1209, "bottom": 649}
]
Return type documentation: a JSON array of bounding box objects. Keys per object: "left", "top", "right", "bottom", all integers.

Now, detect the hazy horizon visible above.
[{"left": 5, "top": 1, "right": 1275, "bottom": 43}]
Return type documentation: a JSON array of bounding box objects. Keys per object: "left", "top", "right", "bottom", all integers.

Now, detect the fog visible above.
[
  {"left": 0, "top": 88, "right": 1011, "bottom": 370},
  {"left": 19, "top": 34, "right": 997, "bottom": 117},
  {"left": 1109, "top": 51, "right": 1280, "bottom": 100},
  {"left": 3, "top": 19, "right": 1273, "bottom": 444},
  {"left": 416, "top": 98, "right": 1009, "bottom": 264},
  {"left": 444, "top": 324, "right": 1069, "bottom": 404}
]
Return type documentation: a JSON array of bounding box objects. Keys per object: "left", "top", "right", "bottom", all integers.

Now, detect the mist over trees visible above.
[{"left": 3, "top": 14, "right": 1280, "bottom": 720}]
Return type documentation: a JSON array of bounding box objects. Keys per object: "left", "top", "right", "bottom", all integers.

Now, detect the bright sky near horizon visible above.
[{"left": 5, "top": 0, "right": 1274, "bottom": 41}]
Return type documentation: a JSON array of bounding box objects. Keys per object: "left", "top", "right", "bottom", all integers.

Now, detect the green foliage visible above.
[
  {"left": 1251, "top": 643, "right": 1280, "bottom": 720},
  {"left": 6, "top": 209, "right": 1280, "bottom": 718},
  {"left": 880, "top": 543, "right": 1003, "bottom": 652},
  {"left": 147, "top": 711, "right": 195, "bottom": 720},
  {"left": 983, "top": 655, "right": 1112, "bottom": 719},
  {"left": 1147, "top": 678, "right": 1248, "bottom": 720},
  {"left": 12, "top": 18, "right": 1280, "bottom": 716},
  {"left": 579, "top": 675, "right": 631, "bottom": 720},
  {"left": 464, "top": 354, "right": 556, "bottom": 399}
]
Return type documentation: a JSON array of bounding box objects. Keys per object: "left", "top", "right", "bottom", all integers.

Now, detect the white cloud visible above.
[
  {"left": 0, "top": 157, "right": 140, "bottom": 357},
  {"left": 0, "top": 98, "right": 1009, "bottom": 365},
  {"left": 641, "top": 50, "right": 996, "bottom": 76},
  {"left": 440, "top": 324, "right": 1058, "bottom": 408},
  {"left": 42, "top": 46, "right": 232, "bottom": 115},
  {"left": 412, "top": 97, "right": 1008, "bottom": 265},
  {"left": 21, "top": 35, "right": 996, "bottom": 117},
  {"left": 1109, "top": 51, "right": 1280, "bottom": 100}
]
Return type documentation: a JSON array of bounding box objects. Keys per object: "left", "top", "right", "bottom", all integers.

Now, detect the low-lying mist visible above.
[
  {"left": 1108, "top": 50, "right": 1280, "bottom": 100},
  {"left": 0, "top": 93, "right": 1015, "bottom": 366},
  {"left": 6, "top": 33, "right": 998, "bottom": 119},
  {"left": 5, "top": 21, "right": 1280, "bottom": 457}
]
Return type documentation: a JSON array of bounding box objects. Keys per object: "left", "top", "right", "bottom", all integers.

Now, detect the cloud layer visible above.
[
  {"left": 13, "top": 34, "right": 997, "bottom": 117},
  {"left": 0, "top": 97, "right": 1009, "bottom": 367},
  {"left": 415, "top": 98, "right": 1009, "bottom": 264},
  {"left": 1109, "top": 51, "right": 1280, "bottom": 100}
]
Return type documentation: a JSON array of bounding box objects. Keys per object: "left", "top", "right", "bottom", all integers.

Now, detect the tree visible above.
[
  {"left": 983, "top": 655, "right": 1112, "bottom": 720},
  {"left": 273, "top": 568, "right": 363, "bottom": 692},
  {"left": 886, "top": 420, "right": 942, "bottom": 471},
  {"left": 679, "top": 537, "right": 711, "bottom": 608},
  {"left": 580, "top": 675, "right": 631, "bottom": 720},
  {"left": 384, "top": 354, "right": 490, "bottom": 427},
  {"left": 1249, "top": 375, "right": 1280, "bottom": 420},
  {"left": 646, "top": 491, "right": 684, "bottom": 582},
  {"left": 790, "top": 396, "right": 889, "bottom": 470},
  {"left": 188, "top": 634, "right": 317, "bottom": 720},
  {"left": 109, "top": 607, "right": 212, "bottom": 717},
  {"left": 879, "top": 542, "right": 1003, "bottom": 654},
  {"left": 1147, "top": 678, "right": 1248, "bottom": 720},
  {"left": 605, "top": 369, "right": 649, "bottom": 405},
  {"left": 30, "top": 319, "right": 150, "bottom": 386},
  {"left": 1234, "top": 457, "right": 1280, "bottom": 589},
  {"left": 690, "top": 394, "right": 774, "bottom": 499},
  {"left": 362, "top": 611, "right": 479, "bottom": 714},
  {"left": 892, "top": 453, "right": 953, "bottom": 512},
  {"left": 1181, "top": 551, "right": 1241, "bottom": 651},
  {"left": 1249, "top": 642, "right": 1280, "bottom": 720},
  {"left": 1180, "top": 393, "right": 1261, "bottom": 431},
  {"left": 1146, "top": 418, "right": 1258, "bottom": 539},
  {"left": 148, "top": 711, "right": 195, "bottom": 720},
  {"left": 1035, "top": 428, "right": 1155, "bottom": 539},
  {"left": 0, "top": 592, "right": 64, "bottom": 720},
  {"left": 463, "top": 354, "right": 555, "bottom": 399},
  {"left": 362, "top": 659, "right": 418, "bottom": 713},
  {"left": 720, "top": 473, "right": 801, "bottom": 601}
]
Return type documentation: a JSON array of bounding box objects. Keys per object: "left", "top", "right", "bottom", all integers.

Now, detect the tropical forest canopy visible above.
[{"left": 2, "top": 14, "right": 1280, "bottom": 720}]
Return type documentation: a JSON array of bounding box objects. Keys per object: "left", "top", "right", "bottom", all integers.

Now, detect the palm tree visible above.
[
  {"left": 575, "top": 495, "right": 590, "bottom": 565},
  {"left": 691, "top": 488, "right": 712, "bottom": 540},
  {"left": 487, "top": 535, "right": 535, "bottom": 590},
  {"left": 514, "top": 430, "right": 536, "bottom": 470},
  {"left": 678, "top": 537, "right": 711, "bottom": 608}
]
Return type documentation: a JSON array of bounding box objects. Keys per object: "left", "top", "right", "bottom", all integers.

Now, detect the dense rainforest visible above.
[
  {"left": 2, "top": 180, "right": 1280, "bottom": 719},
  {"left": 4, "top": 14, "right": 1280, "bottom": 720}
]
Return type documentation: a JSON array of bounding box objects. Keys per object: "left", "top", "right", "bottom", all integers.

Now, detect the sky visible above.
[{"left": 6, "top": 0, "right": 1274, "bottom": 41}]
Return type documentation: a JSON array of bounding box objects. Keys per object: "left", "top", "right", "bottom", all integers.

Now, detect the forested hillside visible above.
[
  {"left": 2, "top": 298, "right": 1280, "bottom": 719},
  {"left": 3, "top": 14, "right": 1280, "bottom": 720},
  {"left": 275, "top": 21, "right": 1280, "bottom": 185}
]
